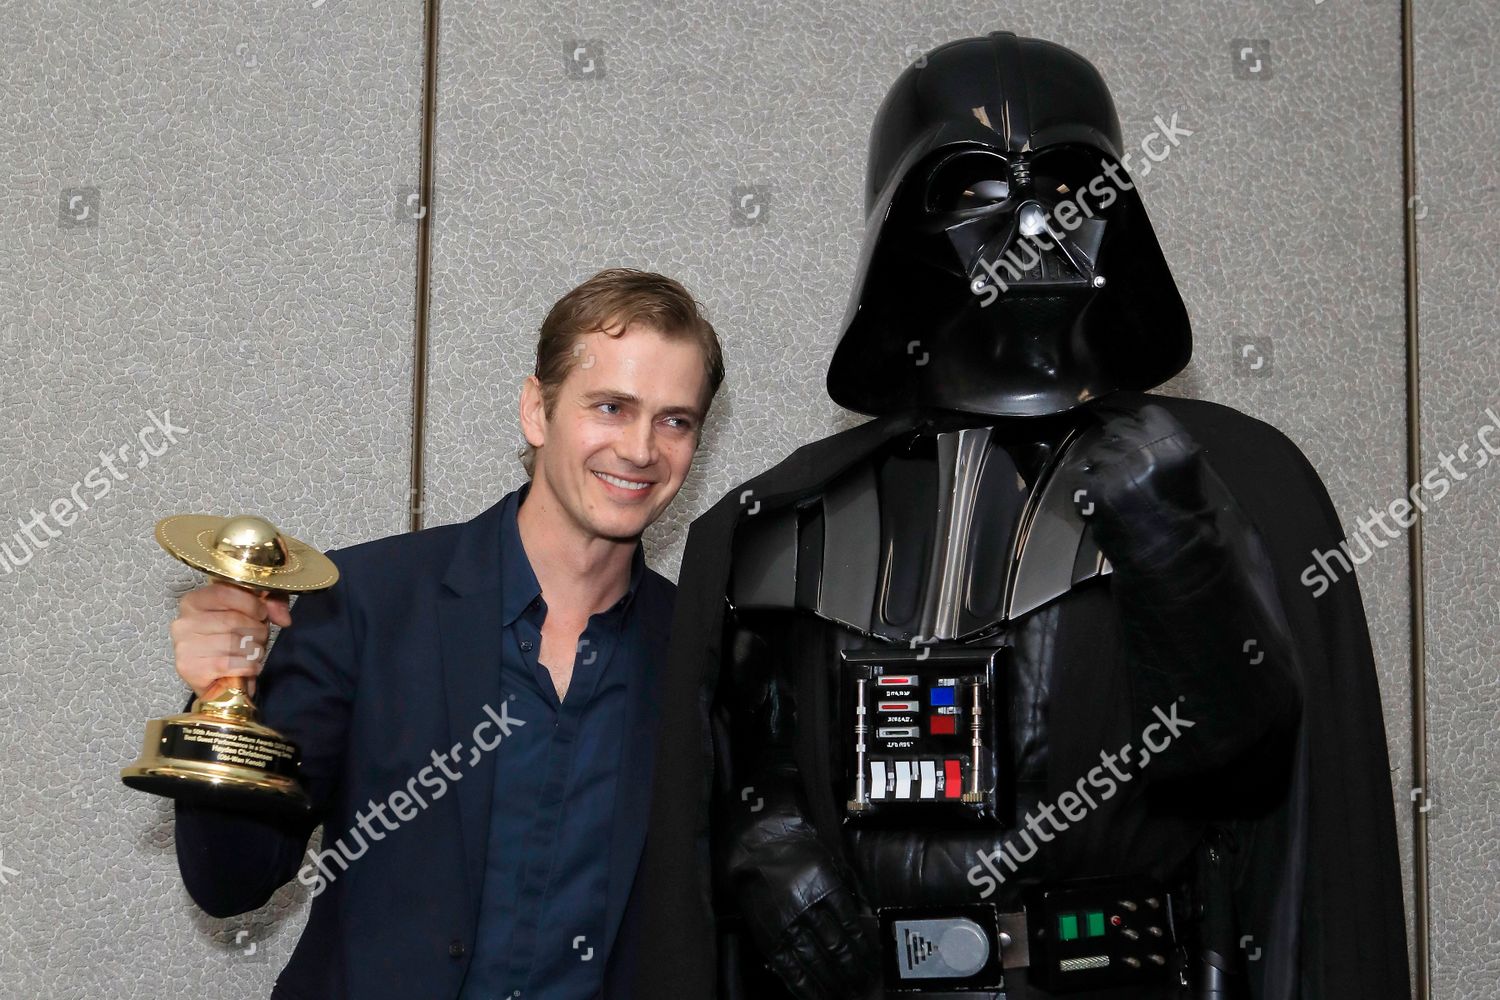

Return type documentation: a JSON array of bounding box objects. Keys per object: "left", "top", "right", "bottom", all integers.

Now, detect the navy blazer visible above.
[{"left": 173, "top": 493, "right": 673, "bottom": 999}]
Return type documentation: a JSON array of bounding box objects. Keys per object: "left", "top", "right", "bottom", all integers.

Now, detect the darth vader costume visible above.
[{"left": 625, "top": 32, "right": 1408, "bottom": 1000}]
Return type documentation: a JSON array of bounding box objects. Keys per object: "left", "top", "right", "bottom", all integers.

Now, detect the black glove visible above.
[
  {"left": 1079, "top": 401, "right": 1217, "bottom": 578},
  {"left": 722, "top": 769, "right": 881, "bottom": 1000}
]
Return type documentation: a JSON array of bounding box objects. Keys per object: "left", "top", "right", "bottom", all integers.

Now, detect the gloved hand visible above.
[
  {"left": 722, "top": 771, "right": 882, "bottom": 1000},
  {"left": 1076, "top": 401, "right": 1217, "bottom": 577}
]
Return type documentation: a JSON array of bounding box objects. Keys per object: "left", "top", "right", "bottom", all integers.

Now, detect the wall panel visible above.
[
  {"left": 1415, "top": 5, "right": 1500, "bottom": 998},
  {"left": 0, "top": 3, "right": 422, "bottom": 996}
]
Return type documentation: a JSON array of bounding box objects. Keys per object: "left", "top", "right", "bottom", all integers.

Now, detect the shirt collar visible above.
[{"left": 499, "top": 480, "right": 648, "bottom": 627}]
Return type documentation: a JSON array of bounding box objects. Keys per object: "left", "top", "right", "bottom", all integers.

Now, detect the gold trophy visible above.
[{"left": 121, "top": 513, "right": 339, "bottom": 814}]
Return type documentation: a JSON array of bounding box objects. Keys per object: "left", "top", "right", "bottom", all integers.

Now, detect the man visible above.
[{"left": 170, "top": 268, "right": 724, "bottom": 999}]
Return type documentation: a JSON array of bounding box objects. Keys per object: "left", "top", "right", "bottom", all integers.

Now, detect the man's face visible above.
[{"left": 522, "top": 321, "right": 709, "bottom": 542}]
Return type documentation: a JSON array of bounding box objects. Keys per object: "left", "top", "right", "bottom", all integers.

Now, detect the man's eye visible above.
[
  {"left": 597, "top": 402, "right": 621, "bottom": 415},
  {"left": 665, "top": 417, "right": 694, "bottom": 431}
]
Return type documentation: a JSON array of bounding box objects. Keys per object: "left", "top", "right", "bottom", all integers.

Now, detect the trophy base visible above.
[{"left": 122, "top": 708, "right": 311, "bottom": 816}]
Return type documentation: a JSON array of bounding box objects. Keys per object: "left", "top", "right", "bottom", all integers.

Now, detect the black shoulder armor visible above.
[{"left": 728, "top": 423, "right": 1112, "bottom": 639}]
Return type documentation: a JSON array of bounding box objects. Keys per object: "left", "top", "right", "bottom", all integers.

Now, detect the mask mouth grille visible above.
[
  {"left": 920, "top": 147, "right": 1111, "bottom": 294},
  {"left": 967, "top": 207, "right": 1107, "bottom": 294}
]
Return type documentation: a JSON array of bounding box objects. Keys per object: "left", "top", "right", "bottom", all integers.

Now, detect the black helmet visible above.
[{"left": 828, "top": 31, "right": 1192, "bottom": 418}]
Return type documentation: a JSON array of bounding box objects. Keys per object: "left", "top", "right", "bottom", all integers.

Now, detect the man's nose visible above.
[{"left": 617, "top": 418, "right": 657, "bottom": 467}]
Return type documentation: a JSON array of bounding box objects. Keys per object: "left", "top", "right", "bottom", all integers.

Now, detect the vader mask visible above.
[{"left": 829, "top": 31, "right": 1192, "bottom": 418}]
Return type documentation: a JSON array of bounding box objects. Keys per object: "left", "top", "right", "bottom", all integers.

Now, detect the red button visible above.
[
  {"left": 930, "top": 714, "right": 957, "bottom": 735},
  {"left": 944, "top": 759, "right": 962, "bottom": 798}
]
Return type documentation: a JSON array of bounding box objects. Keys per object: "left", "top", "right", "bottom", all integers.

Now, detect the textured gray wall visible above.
[
  {"left": 1415, "top": 3, "right": 1500, "bottom": 997},
  {"left": 0, "top": 2, "right": 421, "bottom": 996},
  {"left": 2, "top": 0, "right": 1480, "bottom": 996}
]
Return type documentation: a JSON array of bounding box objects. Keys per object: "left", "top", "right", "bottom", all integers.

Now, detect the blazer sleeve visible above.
[{"left": 173, "top": 549, "right": 360, "bottom": 918}]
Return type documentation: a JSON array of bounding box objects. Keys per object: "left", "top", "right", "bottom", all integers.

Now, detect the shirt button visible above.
[
  {"left": 448, "top": 940, "right": 466, "bottom": 958},
  {"left": 520, "top": 640, "right": 534, "bottom": 652}
]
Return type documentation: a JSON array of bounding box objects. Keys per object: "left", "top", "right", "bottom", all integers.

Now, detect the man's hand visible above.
[{"left": 170, "top": 581, "right": 292, "bottom": 699}]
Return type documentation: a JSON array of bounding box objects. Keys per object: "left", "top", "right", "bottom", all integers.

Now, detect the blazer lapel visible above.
[
  {"left": 601, "top": 613, "right": 666, "bottom": 959},
  {"left": 436, "top": 496, "right": 510, "bottom": 922}
]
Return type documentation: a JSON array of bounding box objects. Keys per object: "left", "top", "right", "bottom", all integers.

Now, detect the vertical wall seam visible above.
[
  {"left": 409, "top": 0, "right": 443, "bottom": 533},
  {"left": 1399, "top": 1, "right": 1431, "bottom": 997}
]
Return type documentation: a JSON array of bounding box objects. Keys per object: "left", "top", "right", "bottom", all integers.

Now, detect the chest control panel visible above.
[{"left": 842, "top": 646, "right": 1004, "bottom": 821}]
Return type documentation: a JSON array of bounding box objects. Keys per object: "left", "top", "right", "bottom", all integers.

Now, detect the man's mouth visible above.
[{"left": 592, "top": 471, "right": 653, "bottom": 492}]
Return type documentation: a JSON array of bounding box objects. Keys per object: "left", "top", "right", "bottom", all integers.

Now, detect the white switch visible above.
[
  {"left": 870, "top": 761, "right": 888, "bottom": 799},
  {"left": 919, "top": 760, "right": 937, "bottom": 799},
  {"left": 895, "top": 761, "right": 913, "bottom": 799}
]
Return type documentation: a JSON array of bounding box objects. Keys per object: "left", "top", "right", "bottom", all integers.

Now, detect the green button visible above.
[
  {"left": 1085, "top": 910, "right": 1106, "bottom": 938},
  {"left": 1058, "top": 913, "right": 1079, "bottom": 941}
]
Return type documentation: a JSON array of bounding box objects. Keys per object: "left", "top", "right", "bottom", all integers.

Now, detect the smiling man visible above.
[{"left": 169, "top": 268, "right": 723, "bottom": 1000}]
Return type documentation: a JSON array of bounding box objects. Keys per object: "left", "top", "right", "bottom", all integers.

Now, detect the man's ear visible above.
[{"left": 520, "top": 375, "right": 548, "bottom": 450}]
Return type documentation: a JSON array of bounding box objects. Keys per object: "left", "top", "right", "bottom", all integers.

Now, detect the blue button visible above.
[{"left": 929, "top": 686, "right": 956, "bottom": 707}]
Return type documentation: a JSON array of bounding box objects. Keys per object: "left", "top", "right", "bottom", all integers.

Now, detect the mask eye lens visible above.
[
  {"left": 967, "top": 179, "right": 1010, "bottom": 202},
  {"left": 925, "top": 151, "right": 1012, "bottom": 212},
  {"left": 1031, "top": 148, "right": 1098, "bottom": 203}
]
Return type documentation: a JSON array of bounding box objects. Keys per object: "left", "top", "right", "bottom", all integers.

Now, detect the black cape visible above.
[{"left": 626, "top": 393, "right": 1408, "bottom": 1000}]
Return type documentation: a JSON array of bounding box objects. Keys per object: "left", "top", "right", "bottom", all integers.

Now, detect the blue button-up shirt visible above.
[{"left": 459, "top": 483, "right": 645, "bottom": 1000}]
